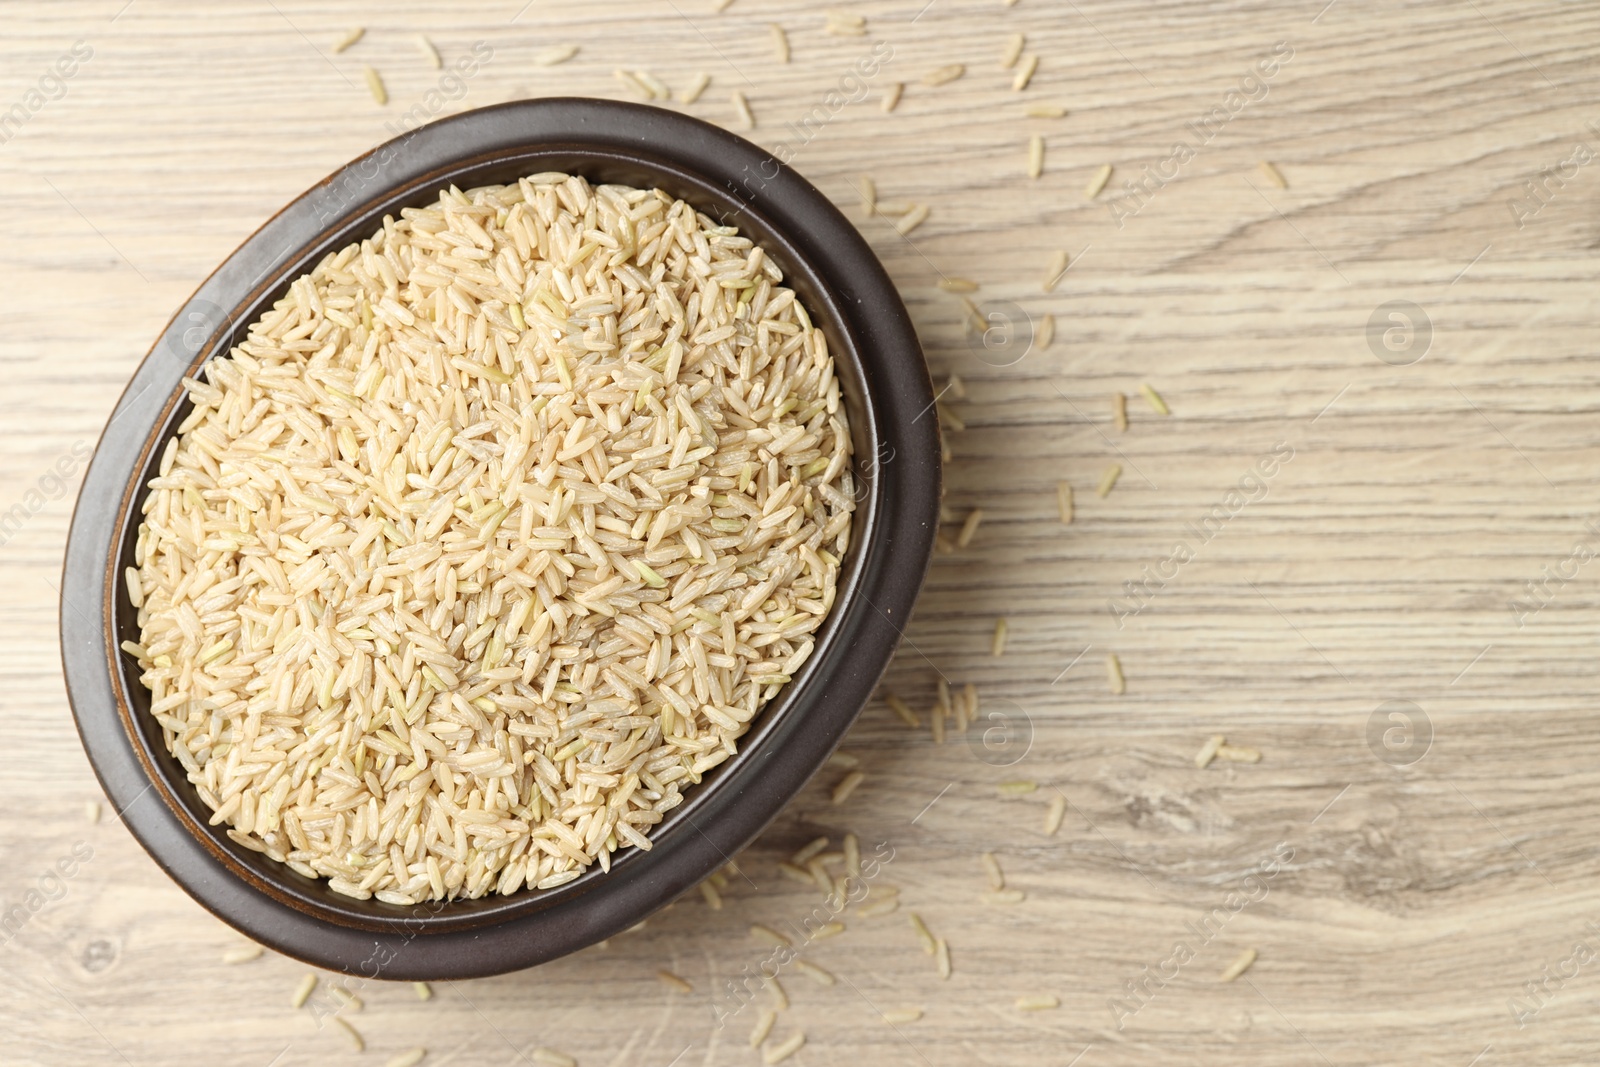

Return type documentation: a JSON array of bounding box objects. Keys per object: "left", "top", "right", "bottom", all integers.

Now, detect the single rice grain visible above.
[
  {"left": 1097, "top": 464, "right": 1122, "bottom": 497},
  {"left": 764, "top": 1031, "right": 805, "bottom": 1065},
  {"left": 1038, "top": 312, "right": 1055, "bottom": 349},
  {"left": 938, "top": 277, "right": 979, "bottom": 293},
  {"left": 765, "top": 974, "right": 789, "bottom": 1011},
  {"left": 1012, "top": 54, "right": 1038, "bottom": 91},
  {"left": 1139, "top": 383, "right": 1169, "bottom": 415},
  {"left": 731, "top": 90, "right": 755, "bottom": 128},
  {"left": 752, "top": 923, "right": 793, "bottom": 948},
  {"left": 859, "top": 174, "right": 877, "bottom": 215},
  {"left": 1026, "top": 104, "right": 1067, "bottom": 118},
  {"left": 1106, "top": 653, "right": 1125, "bottom": 695},
  {"left": 412, "top": 982, "right": 433, "bottom": 1001},
  {"left": 1220, "top": 948, "right": 1258, "bottom": 982},
  {"left": 1218, "top": 744, "right": 1262, "bottom": 763},
  {"left": 1057, "top": 482, "right": 1073, "bottom": 524},
  {"left": 831, "top": 770, "right": 865, "bottom": 805},
  {"left": 984, "top": 888, "right": 1026, "bottom": 904},
  {"left": 335, "top": 1017, "right": 364, "bottom": 1052},
  {"left": 999, "top": 780, "right": 1037, "bottom": 796},
  {"left": 332, "top": 27, "right": 364, "bottom": 53},
  {"left": 770, "top": 23, "right": 790, "bottom": 63},
  {"left": 222, "top": 944, "right": 263, "bottom": 964},
  {"left": 885, "top": 693, "right": 920, "bottom": 728},
  {"left": 1085, "top": 163, "right": 1113, "bottom": 199},
  {"left": 895, "top": 204, "right": 930, "bottom": 235},
  {"left": 678, "top": 71, "right": 711, "bottom": 103},
  {"left": 1042, "top": 249, "right": 1069, "bottom": 291},
  {"left": 658, "top": 970, "right": 693, "bottom": 994},
  {"left": 882, "top": 1008, "right": 923, "bottom": 1024},
  {"left": 1001, "top": 33, "right": 1025, "bottom": 68},
  {"left": 1016, "top": 994, "right": 1059, "bottom": 1010},
  {"left": 796, "top": 959, "right": 836, "bottom": 986},
  {"left": 85, "top": 799, "right": 101, "bottom": 824},
  {"left": 385, "top": 1050, "right": 427, "bottom": 1067},
  {"left": 958, "top": 508, "right": 984, "bottom": 547},
  {"left": 882, "top": 82, "right": 903, "bottom": 112},
  {"left": 536, "top": 44, "right": 580, "bottom": 66},
  {"left": 749, "top": 1009, "right": 777, "bottom": 1048},
  {"left": 1114, "top": 391, "right": 1128, "bottom": 431},
  {"left": 1043, "top": 793, "right": 1066, "bottom": 834},
  {"left": 700, "top": 881, "right": 723, "bottom": 910},
  {"left": 1195, "top": 734, "right": 1226, "bottom": 769},
  {"left": 982, "top": 851, "right": 1004, "bottom": 889},
  {"left": 991, "top": 617, "right": 1008, "bottom": 657},
  {"left": 1259, "top": 160, "right": 1288, "bottom": 188},
  {"left": 935, "top": 937, "right": 951, "bottom": 979},
  {"left": 362, "top": 66, "right": 387, "bottom": 106},
  {"left": 532, "top": 1049, "right": 576, "bottom": 1067},
  {"left": 923, "top": 64, "right": 965, "bottom": 87},
  {"left": 909, "top": 912, "right": 936, "bottom": 954},
  {"left": 291, "top": 974, "right": 317, "bottom": 1009},
  {"left": 415, "top": 34, "right": 441, "bottom": 69}
]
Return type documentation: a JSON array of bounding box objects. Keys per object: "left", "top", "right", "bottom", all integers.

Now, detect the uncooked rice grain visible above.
[
  {"left": 831, "top": 769, "right": 865, "bottom": 805},
  {"left": 991, "top": 617, "right": 1008, "bottom": 657},
  {"left": 658, "top": 970, "right": 693, "bottom": 993},
  {"left": 923, "top": 64, "right": 965, "bottom": 87},
  {"left": 700, "top": 880, "right": 722, "bottom": 908},
  {"left": 1259, "top": 160, "right": 1288, "bottom": 188},
  {"left": 222, "top": 944, "right": 263, "bottom": 964},
  {"left": 751, "top": 923, "right": 793, "bottom": 947},
  {"left": 1113, "top": 392, "right": 1128, "bottom": 431},
  {"left": 333, "top": 28, "right": 364, "bottom": 53},
  {"left": 895, "top": 204, "right": 930, "bottom": 235},
  {"left": 1195, "top": 734, "right": 1225, "bottom": 769},
  {"left": 749, "top": 1009, "right": 777, "bottom": 1047},
  {"left": 858, "top": 175, "right": 877, "bottom": 216},
  {"left": 938, "top": 278, "right": 979, "bottom": 293},
  {"left": 935, "top": 937, "right": 951, "bottom": 978},
  {"left": 1037, "top": 312, "right": 1055, "bottom": 350},
  {"left": 536, "top": 44, "right": 580, "bottom": 66},
  {"left": 1139, "top": 382, "right": 1169, "bottom": 415},
  {"left": 765, "top": 974, "right": 788, "bottom": 1010},
  {"left": 363, "top": 66, "right": 387, "bottom": 106},
  {"left": 1028, "top": 135, "right": 1045, "bottom": 179},
  {"left": 386, "top": 1050, "right": 427, "bottom": 1067},
  {"left": 413, "top": 981, "right": 433, "bottom": 1000},
  {"left": 1012, "top": 54, "right": 1039, "bottom": 91},
  {"left": 796, "top": 959, "right": 835, "bottom": 986},
  {"left": 127, "top": 173, "right": 855, "bottom": 904},
  {"left": 981, "top": 851, "right": 1003, "bottom": 889},
  {"left": 1026, "top": 104, "right": 1067, "bottom": 118},
  {"left": 1001, "top": 33, "right": 1025, "bottom": 69},
  {"left": 678, "top": 72, "right": 711, "bottom": 103},
  {"left": 1220, "top": 948, "right": 1258, "bottom": 981},
  {"left": 532, "top": 1049, "right": 577, "bottom": 1067},
  {"left": 1056, "top": 482, "right": 1073, "bottom": 524},
  {"left": 791, "top": 836, "right": 829, "bottom": 865},
  {"left": 984, "top": 888, "right": 1026, "bottom": 904},
  {"left": 416, "top": 35, "right": 441, "bottom": 70},
  {"left": 1085, "top": 164, "right": 1113, "bottom": 199},
  {"left": 998, "top": 780, "right": 1036, "bottom": 796},
  {"left": 335, "top": 1017, "right": 364, "bottom": 1052},
  {"left": 1097, "top": 464, "right": 1122, "bottom": 497},
  {"left": 885, "top": 692, "right": 919, "bottom": 728},
  {"left": 292, "top": 974, "right": 317, "bottom": 1008},
  {"left": 957, "top": 508, "right": 983, "bottom": 548},
  {"left": 764, "top": 1031, "right": 806, "bottom": 1065},
  {"left": 909, "top": 912, "right": 936, "bottom": 954},
  {"left": 86, "top": 799, "right": 102, "bottom": 823},
  {"left": 1016, "top": 994, "right": 1058, "bottom": 1010},
  {"left": 1043, "top": 793, "right": 1066, "bottom": 834},
  {"left": 1218, "top": 744, "right": 1262, "bottom": 763},
  {"left": 813, "top": 920, "right": 845, "bottom": 939},
  {"left": 770, "top": 23, "right": 790, "bottom": 63},
  {"left": 882, "top": 1008, "right": 923, "bottom": 1023},
  {"left": 882, "top": 82, "right": 903, "bottom": 112},
  {"left": 1106, "top": 653, "right": 1125, "bottom": 695},
  {"left": 1042, "top": 250, "right": 1069, "bottom": 292},
  {"left": 732, "top": 89, "right": 755, "bottom": 129}
]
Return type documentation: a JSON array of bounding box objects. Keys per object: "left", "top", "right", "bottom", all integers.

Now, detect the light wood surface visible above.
[{"left": 5, "top": 0, "right": 1600, "bottom": 1063}]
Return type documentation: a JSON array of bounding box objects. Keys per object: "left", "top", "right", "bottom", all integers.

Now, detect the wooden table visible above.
[{"left": 5, "top": 0, "right": 1600, "bottom": 1063}]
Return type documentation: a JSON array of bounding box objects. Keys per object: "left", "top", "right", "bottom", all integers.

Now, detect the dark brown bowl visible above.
[{"left": 59, "top": 98, "right": 939, "bottom": 979}]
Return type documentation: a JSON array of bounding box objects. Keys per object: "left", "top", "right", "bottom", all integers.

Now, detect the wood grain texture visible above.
[{"left": 4, "top": 0, "right": 1600, "bottom": 1063}]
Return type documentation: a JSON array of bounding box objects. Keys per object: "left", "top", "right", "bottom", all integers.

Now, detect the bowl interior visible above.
[{"left": 108, "top": 121, "right": 887, "bottom": 933}]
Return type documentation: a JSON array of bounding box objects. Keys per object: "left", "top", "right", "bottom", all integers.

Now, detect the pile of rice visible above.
[{"left": 124, "top": 172, "right": 855, "bottom": 904}]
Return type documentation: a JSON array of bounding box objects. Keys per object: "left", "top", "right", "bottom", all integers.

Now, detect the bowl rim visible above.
[{"left": 60, "top": 97, "right": 939, "bottom": 979}]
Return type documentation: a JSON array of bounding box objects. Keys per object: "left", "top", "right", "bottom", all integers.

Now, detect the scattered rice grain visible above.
[
  {"left": 1113, "top": 392, "right": 1128, "bottom": 431},
  {"left": 536, "top": 44, "right": 580, "bottom": 66},
  {"left": 938, "top": 277, "right": 979, "bottom": 293},
  {"left": 1097, "top": 464, "right": 1122, "bottom": 497},
  {"left": 763, "top": 1031, "right": 806, "bottom": 1065},
  {"left": 1016, "top": 994, "right": 1058, "bottom": 1010},
  {"left": 1042, "top": 249, "right": 1069, "bottom": 291},
  {"left": 332, "top": 27, "right": 364, "bottom": 53},
  {"left": 895, "top": 204, "right": 930, "bottom": 235},
  {"left": 1001, "top": 33, "right": 1025, "bottom": 69},
  {"left": 909, "top": 912, "right": 936, "bottom": 954},
  {"left": 991, "top": 617, "right": 1008, "bottom": 657},
  {"left": 85, "top": 800, "right": 101, "bottom": 824},
  {"left": 700, "top": 881, "right": 723, "bottom": 910},
  {"left": 813, "top": 921, "right": 845, "bottom": 939},
  {"left": 984, "top": 888, "right": 1026, "bottom": 904},
  {"left": 679, "top": 71, "right": 711, "bottom": 103},
  {"left": 731, "top": 89, "right": 755, "bottom": 129},
  {"left": 1037, "top": 312, "right": 1055, "bottom": 349},
  {"left": 362, "top": 66, "right": 387, "bottom": 106},
  {"left": 1195, "top": 734, "right": 1226, "bottom": 769},
  {"left": 935, "top": 937, "right": 951, "bottom": 979},
  {"left": 1085, "top": 163, "right": 1113, "bottom": 199},
  {"left": 532, "top": 1049, "right": 576, "bottom": 1067},
  {"left": 749, "top": 1009, "right": 777, "bottom": 1048},
  {"left": 882, "top": 1008, "right": 923, "bottom": 1024},
  {"left": 1220, "top": 948, "right": 1258, "bottom": 982},
  {"left": 1028, "top": 134, "right": 1045, "bottom": 179},
  {"left": 981, "top": 851, "right": 1004, "bottom": 890},
  {"left": 1138, "top": 383, "right": 1169, "bottom": 415},
  {"left": 751, "top": 923, "right": 793, "bottom": 948},
  {"left": 1217, "top": 744, "right": 1262, "bottom": 763},
  {"left": 1259, "top": 160, "right": 1288, "bottom": 188},
  {"left": 1056, "top": 482, "right": 1073, "bottom": 524},
  {"left": 1043, "top": 793, "right": 1067, "bottom": 835},
  {"left": 796, "top": 959, "right": 836, "bottom": 986},
  {"left": 958, "top": 508, "right": 984, "bottom": 548},
  {"left": 385, "top": 1050, "right": 427, "bottom": 1067},
  {"left": 1011, "top": 54, "right": 1038, "bottom": 91},
  {"left": 765, "top": 974, "right": 789, "bottom": 1010},
  {"left": 882, "top": 82, "right": 903, "bottom": 112},
  {"left": 222, "top": 944, "right": 263, "bottom": 964},
  {"left": 335, "top": 1017, "right": 364, "bottom": 1052},
  {"left": 885, "top": 693, "right": 920, "bottom": 728},
  {"left": 415, "top": 34, "right": 441, "bottom": 69},
  {"left": 859, "top": 174, "right": 877, "bottom": 215},
  {"left": 831, "top": 770, "right": 866, "bottom": 805},
  {"left": 1026, "top": 104, "right": 1068, "bottom": 118},
  {"left": 413, "top": 981, "right": 433, "bottom": 1001},
  {"left": 658, "top": 970, "right": 693, "bottom": 994},
  {"left": 770, "top": 23, "right": 791, "bottom": 63},
  {"left": 1106, "top": 653, "right": 1125, "bottom": 695},
  {"left": 998, "top": 780, "right": 1037, "bottom": 796},
  {"left": 291, "top": 974, "right": 317, "bottom": 1009},
  {"left": 923, "top": 64, "right": 965, "bottom": 87}
]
